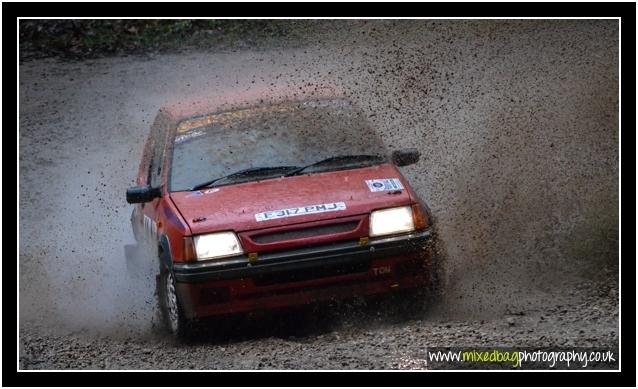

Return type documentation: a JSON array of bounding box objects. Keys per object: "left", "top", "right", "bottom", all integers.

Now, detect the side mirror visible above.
[
  {"left": 126, "top": 185, "right": 161, "bottom": 204},
  {"left": 391, "top": 148, "right": 420, "bottom": 167}
]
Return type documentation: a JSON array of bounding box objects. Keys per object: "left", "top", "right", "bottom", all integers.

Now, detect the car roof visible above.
[{"left": 161, "top": 84, "right": 347, "bottom": 123}]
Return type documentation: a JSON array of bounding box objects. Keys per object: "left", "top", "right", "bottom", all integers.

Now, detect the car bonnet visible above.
[{"left": 170, "top": 163, "right": 413, "bottom": 235}]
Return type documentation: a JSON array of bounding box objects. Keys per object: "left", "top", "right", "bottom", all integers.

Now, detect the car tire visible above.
[{"left": 158, "top": 264, "right": 191, "bottom": 339}]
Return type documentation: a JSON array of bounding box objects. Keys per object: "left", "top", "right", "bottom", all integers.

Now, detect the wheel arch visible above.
[{"left": 158, "top": 234, "right": 174, "bottom": 270}]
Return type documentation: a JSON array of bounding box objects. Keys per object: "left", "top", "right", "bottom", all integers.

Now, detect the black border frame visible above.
[{"left": 6, "top": 2, "right": 635, "bottom": 387}]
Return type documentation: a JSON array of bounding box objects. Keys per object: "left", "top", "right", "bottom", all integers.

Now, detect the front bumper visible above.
[{"left": 172, "top": 229, "right": 434, "bottom": 318}]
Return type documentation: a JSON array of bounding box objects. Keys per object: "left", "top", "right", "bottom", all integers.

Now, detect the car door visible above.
[{"left": 139, "top": 112, "right": 171, "bottom": 245}]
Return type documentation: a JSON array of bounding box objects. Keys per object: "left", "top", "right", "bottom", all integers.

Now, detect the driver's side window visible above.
[{"left": 147, "top": 113, "right": 170, "bottom": 189}]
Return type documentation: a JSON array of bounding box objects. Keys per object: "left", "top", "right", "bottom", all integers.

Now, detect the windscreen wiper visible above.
[
  {"left": 191, "top": 166, "right": 300, "bottom": 191},
  {"left": 284, "top": 154, "right": 386, "bottom": 177}
]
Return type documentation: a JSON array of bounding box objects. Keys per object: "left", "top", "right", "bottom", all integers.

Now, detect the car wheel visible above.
[{"left": 158, "top": 266, "right": 190, "bottom": 338}]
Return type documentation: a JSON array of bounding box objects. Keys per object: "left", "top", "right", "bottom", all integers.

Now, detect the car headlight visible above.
[
  {"left": 369, "top": 206, "right": 416, "bottom": 237},
  {"left": 193, "top": 232, "right": 244, "bottom": 260}
]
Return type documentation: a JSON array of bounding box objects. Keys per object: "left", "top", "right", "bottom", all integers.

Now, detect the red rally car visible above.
[{"left": 126, "top": 86, "right": 438, "bottom": 336}]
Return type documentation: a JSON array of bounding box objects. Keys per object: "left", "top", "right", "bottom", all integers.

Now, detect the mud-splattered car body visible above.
[{"left": 126, "top": 86, "right": 437, "bottom": 334}]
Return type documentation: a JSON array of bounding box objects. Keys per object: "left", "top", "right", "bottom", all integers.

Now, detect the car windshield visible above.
[{"left": 169, "top": 99, "right": 388, "bottom": 191}]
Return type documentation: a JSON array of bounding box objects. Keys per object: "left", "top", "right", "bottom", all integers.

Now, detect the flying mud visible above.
[{"left": 19, "top": 20, "right": 618, "bottom": 369}]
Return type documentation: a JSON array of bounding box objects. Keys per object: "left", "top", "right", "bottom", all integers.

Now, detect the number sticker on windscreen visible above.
[{"left": 365, "top": 178, "right": 404, "bottom": 192}]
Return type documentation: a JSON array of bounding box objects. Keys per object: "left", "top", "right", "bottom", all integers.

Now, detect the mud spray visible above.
[{"left": 19, "top": 20, "right": 618, "bottom": 337}]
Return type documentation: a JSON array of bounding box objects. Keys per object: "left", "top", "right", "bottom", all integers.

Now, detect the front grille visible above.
[
  {"left": 252, "top": 260, "right": 370, "bottom": 286},
  {"left": 251, "top": 221, "right": 359, "bottom": 244}
]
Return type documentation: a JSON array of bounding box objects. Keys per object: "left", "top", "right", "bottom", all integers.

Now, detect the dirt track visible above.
[{"left": 19, "top": 20, "right": 619, "bottom": 370}]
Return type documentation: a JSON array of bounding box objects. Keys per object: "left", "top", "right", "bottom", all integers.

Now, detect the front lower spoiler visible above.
[{"left": 172, "top": 229, "right": 432, "bottom": 283}]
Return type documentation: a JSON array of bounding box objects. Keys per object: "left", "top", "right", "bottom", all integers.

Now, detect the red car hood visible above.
[{"left": 170, "top": 164, "right": 413, "bottom": 235}]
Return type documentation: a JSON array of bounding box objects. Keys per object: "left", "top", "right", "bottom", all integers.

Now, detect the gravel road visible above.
[{"left": 19, "top": 20, "right": 619, "bottom": 370}]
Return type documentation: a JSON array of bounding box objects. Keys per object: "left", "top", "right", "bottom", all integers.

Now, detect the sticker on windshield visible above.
[
  {"left": 175, "top": 129, "right": 205, "bottom": 144},
  {"left": 366, "top": 178, "right": 404, "bottom": 192},
  {"left": 255, "top": 202, "right": 346, "bottom": 222}
]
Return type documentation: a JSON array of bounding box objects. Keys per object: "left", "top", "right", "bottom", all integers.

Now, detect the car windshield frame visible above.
[{"left": 166, "top": 98, "right": 388, "bottom": 192}]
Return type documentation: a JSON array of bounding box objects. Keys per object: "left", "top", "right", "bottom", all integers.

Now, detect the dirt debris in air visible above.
[{"left": 19, "top": 20, "right": 618, "bottom": 369}]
